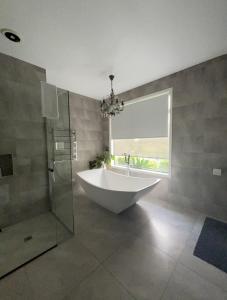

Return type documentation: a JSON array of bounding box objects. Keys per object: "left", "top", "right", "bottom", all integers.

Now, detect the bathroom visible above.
[{"left": 0, "top": 1, "right": 227, "bottom": 299}]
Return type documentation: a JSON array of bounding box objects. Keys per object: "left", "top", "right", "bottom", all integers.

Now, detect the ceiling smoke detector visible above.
[{"left": 0, "top": 28, "right": 21, "bottom": 43}]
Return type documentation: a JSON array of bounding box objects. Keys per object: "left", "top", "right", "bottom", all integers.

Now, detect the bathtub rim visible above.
[{"left": 77, "top": 168, "right": 160, "bottom": 193}]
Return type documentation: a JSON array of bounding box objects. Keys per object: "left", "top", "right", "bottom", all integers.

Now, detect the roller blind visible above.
[{"left": 111, "top": 94, "right": 169, "bottom": 139}]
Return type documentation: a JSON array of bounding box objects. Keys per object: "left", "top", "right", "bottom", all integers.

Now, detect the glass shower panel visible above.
[{"left": 46, "top": 89, "right": 74, "bottom": 243}]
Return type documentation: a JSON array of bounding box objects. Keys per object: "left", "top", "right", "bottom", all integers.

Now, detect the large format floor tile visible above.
[
  {"left": 104, "top": 237, "right": 176, "bottom": 300},
  {"left": 25, "top": 237, "right": 99, "bottom": 300},
  {"left": 65, "top": 266, "right": 134, "bottom": 300},
  {"left": 74, "top": 195, "right": 112, "bottom": 233},
  {"left": 134, "top": 200, "right": 200, "bottom": 259},
  {"left": 136, "top": 217, "right": 193, "bottom": 260},
  {"left": 75, "top": 194, "right": 143, "bottom": 235},
  {"left": 123, "top": 195, "right": 198, "bottom": 260},
  {"left": 138, "top": 196, "right": 198, "bottom": 232},
  {"left": 77, "top": 224, "right": 135, "bottom": 262},
  {"left": 179, "top": 214, "right": 227, "bottom": 293},
  {"left": 76, "top": 194, "right": 144, "bottom": 262},
  {"left": 162, "top": 263, "right": 227, "bottom": 300},
  {"left": 1, "top": 193, "right": 227, "bottom": 300},
  {"left": 0, "top": 267, "right": 34, "bottom": 300}
]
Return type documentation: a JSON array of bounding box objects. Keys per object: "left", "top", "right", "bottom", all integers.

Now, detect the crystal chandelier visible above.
[{"left": 100, "top": 75, "right": 124, "bottom": 118}]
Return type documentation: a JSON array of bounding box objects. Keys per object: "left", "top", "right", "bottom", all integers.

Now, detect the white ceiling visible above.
[{"left": 0, "top": 0, "right": 227, "bottom": 99}]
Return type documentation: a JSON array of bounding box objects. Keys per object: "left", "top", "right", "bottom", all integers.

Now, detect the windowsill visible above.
[{"left": 110, "top": 164, "right": 170, "bottom": 178}]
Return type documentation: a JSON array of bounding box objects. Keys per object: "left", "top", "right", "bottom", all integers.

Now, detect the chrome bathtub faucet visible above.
[{"left": 124, "top": 153, "right": 131, "bottom": 176}]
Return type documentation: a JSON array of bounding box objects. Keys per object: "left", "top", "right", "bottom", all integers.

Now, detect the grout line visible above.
[
  {"left": 62, "top": 263, "right": 101, "bottom": 300},
  {"left": 25, "top": 235, "right": 102, "bottom": 299},
  {"left": 159, "top": 221, "right": 188, "bottom": 300},
  {"left": 159, "top": 260, "right": 178, "bottom": 300},
  {"left": 24, "top": 266, "right": 36, "bottom": 297},
  {"left": 75, "top": 197, "right": 206, "bottom": 299},
  {"left": 165, "top": 221, "right": 227, "bottom": 295},
  {"left": 76, "top": 230, "right": 136, "bottom": 266},
  {"left": 74, "top": 235, "right": 101, "bottom": 264},
  {"left": 101, "top": 263, "right": 138, "bottom": 300},
  {"left": 99, "top": 243, "right": 125, "bottom": 265},
  {"left": 179, "top": 259, "right": 227, "bottom": 293},
  {"left": 76, "top": 203, "right": 197, "bottom": 266}
]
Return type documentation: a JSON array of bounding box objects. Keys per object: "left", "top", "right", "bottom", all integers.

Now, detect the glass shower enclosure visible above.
[
  {"left": 0, "top": 82, "right": 74, "bottom": 278},
  {"left": 46, "top": 88, "right": 75, "bottom": 237}
]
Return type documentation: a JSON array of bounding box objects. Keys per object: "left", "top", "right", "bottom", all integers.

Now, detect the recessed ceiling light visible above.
[{"left": 0, "top": 28, "right": 21, "bottom": 43}]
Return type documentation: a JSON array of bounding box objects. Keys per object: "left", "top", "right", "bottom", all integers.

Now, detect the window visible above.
[{"left": 110, "top": 89, "right": 172, "bottom": 175}]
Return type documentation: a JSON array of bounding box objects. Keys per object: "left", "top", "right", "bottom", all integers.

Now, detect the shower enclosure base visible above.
[{"left": 0, "top": 212, "right": 71, "bottom": 279}]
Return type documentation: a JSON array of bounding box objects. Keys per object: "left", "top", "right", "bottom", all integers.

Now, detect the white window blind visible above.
[{"left": 111, "top": 94, "right": 169, "bottom": 139}]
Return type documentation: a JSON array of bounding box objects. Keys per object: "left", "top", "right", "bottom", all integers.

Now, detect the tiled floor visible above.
[{"left": 0, "top": 193, "right": 227, "bottom": 299}]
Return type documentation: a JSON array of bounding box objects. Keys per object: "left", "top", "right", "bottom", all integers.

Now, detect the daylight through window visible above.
[{"left": 110, "top": 90, "right": 171, "bottom": 174}]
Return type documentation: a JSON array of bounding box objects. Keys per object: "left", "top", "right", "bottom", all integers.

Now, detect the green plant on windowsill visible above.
[
  {"left": 89, "top": 148, "right": 114, "bottom": 169},
  {"left": 113, "top": 155, "right": 169, "bottom": 173}
]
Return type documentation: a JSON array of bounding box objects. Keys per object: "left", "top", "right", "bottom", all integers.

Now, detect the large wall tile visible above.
[
  {"left": 0, "top": 52, "right": 49, "bottom": 227},
  {"left": 69, "top": 92, "right": 104, "bottom": 194},
  {"left": 116, "top": 55, "right": 227, "bottom": 219}
]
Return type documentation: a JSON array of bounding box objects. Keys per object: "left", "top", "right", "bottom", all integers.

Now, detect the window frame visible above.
[{"left": 109, "top": 88, "right": 172, "bottom": 177}]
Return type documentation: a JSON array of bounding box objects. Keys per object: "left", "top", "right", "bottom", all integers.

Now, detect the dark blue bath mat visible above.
[{"left": 193, "top": 217, "right": 227, "bottom": 273}]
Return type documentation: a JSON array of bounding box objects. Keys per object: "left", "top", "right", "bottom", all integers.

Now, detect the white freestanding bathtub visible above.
[{"left": 77, "top": 168, "right": 160, "bottom": 213}]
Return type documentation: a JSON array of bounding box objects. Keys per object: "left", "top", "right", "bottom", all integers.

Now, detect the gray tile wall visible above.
[
  {"left": 114, "top": 55, "right": 227, "bottom": 219},
  {"left": 69, "top": 92, "right": 104, "bottom": 193},
  {"left": 4, "top": 51, "right": 224, "bottom": 221},
  {"left": 0, "top": 53, "right": 50, "bottom": 227}
]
